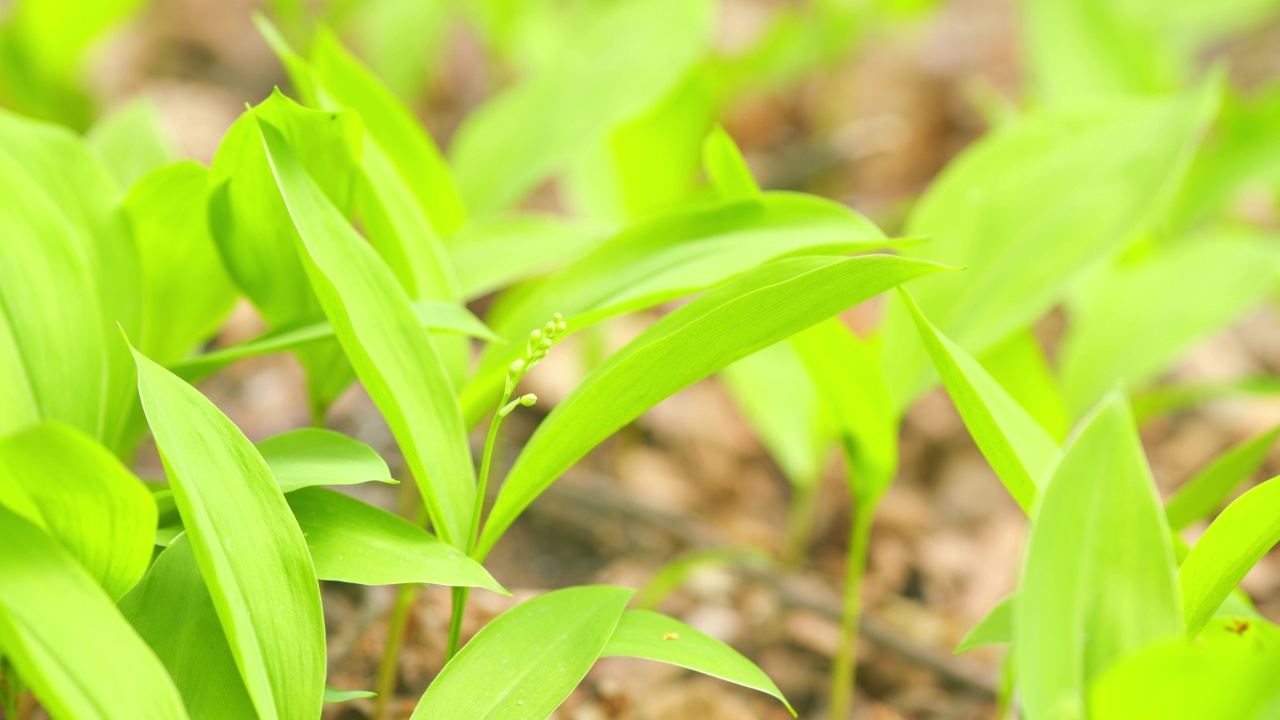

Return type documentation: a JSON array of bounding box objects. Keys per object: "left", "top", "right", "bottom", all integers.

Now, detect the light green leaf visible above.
[
  {"left": 1133, "top": 376, "right": 1280, "bottom": 422},
  {"left": 450, "top": 0, "right": 713, "bottom": 213},
  {"left": 131, "top": 343, "right": 326, "bottom": 720},
  {"left": 979, "top": 329, "right": 1069, "bottom": 441},
  {"left": 119, "top": 535, "right": 256, "bottom": 720},
  {"left": 256, "top": 428, "right": 393, "bottom": 492},
  {"left": 1179, "top": 472, "right": 1280, "bottom": 636},
  {"left": 254, "top": 108, "right": 476, "bottom": 547},
  {"left": 477, "top": 255, "right": 946, "bottom": 557},
  {"left": 703, "top": 125, "right": 760, "bottom": 200},
  {"left": 448, "top": 214, "right": 615, "bottom": 301},
  {"left": 1061, "top": 233, "right": 1279, "bottom": 418},
  {"left": 0, "top": 422, "right": 154, "bottom": 600},
  {"left": 956, "top": 596, "right": 1012, "bottom": 653},
  {"left": 880, "top": 80, "right": 1220, "bottom": 409},
  {"left": 127, "top": 160, "right": 239, "bottom": 366},
  {"left": 87, "top": 97, "right": 176, "bottom": 188},
  {"left": 1016, "top": 391, "right": 1181, "bottom": 719},
  {"left": 1166, "top": 425, "right": 1280, "bottom": 531},
  {"left": 900, "top": 290, "right": 1057, "bottom": 514},
  {"left": 286, "top": 487, "right": 504, "bottom": 592},
  {"left": 410, "top": 586, "right": 633, "bottom": 719},
  {"left": 324, "top": 688, "right": 376, "bottom": 703},
  {"left": 602, "top": 610, "right": 793, "bottom": 714},
  {"left": 0, "top": 504, "right": 188, "bottom": 720}
]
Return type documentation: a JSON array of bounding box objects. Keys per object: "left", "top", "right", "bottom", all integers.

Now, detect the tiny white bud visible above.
[{"left": 508, "top": 359, "right": 525, "bottom": 375}]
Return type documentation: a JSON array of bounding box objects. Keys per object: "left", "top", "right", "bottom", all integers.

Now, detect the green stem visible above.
[
  {"left": 782, "top": 479, "right": 821, "bottom": 566},
  {"left": 829, "top": 501, "right": 875, "bottom": 719},
  {"left": 1, "top": 658, "right": 18, "bottom": 719},
  {"left": 372, "top": 583, "right": 417, "bottom": 720}
]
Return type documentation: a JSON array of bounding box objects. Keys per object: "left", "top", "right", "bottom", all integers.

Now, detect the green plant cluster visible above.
[{"left": 2, "top": 0, "right": 1280, "bottom": 718}]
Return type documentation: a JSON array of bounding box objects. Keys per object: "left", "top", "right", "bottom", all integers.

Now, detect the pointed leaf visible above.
[
  {"left": 256, "top": 428, "right": 393, "bottom": 492},
  {"left": 702, "top": 126, "right": 759, "bottom": 200},
  {"left": 1166, "top": 424, "right": 1280, "bottom": 531},
  {"left": 956, "top": 596, "right": 1013, "bottom": 653}
]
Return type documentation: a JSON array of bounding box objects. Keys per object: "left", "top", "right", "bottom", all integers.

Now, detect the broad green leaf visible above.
[
  {"left": 131, "top": 345, "right": 325, "bottom": 720},
  {"left": 703, "top": 125, "right": 760, "bottom": 200},
  {"left": 879, "top": 80, "right": 1219, "bottom": 409},
  {"left": 256, "top": 428, "right": 393, "bottom": 492},
  {"left": 466, "top": 193, "right": 891, "bottom": 422},
  {"left": 255, "top": 110, "right": 476, "bottom": 547},
  {"left": 792, "top": 318, "right": 898, "bottom": 504},
  {"left": 1179, "top": 473, "right": 1280, "bottom": 635},
  {"left": 0, "top": 504, "right": 187, "bottom": 720},
  {"left": 979, "top": 329, "right": 1069, "bottom": 441},
  {"left": 1061, "top": 233, "right": 1279, "bottom": 417},
  {"left": 477, "top": 255, "right": 946, "bottom": 557},
  {"left": 1016, "top": 392, "right": 1181, "bottom": 720},
  {"left": 450, "top": 0, "right": 713, "bottom": 213},
  {"left": 168, "top": 298, "right": 498, "bottom": 381},
  {"left": 86, "top": 97, "right": 175, "bottom": 187},
  {"left": 720, "top": 341, "right": 828, "bottom": 489},
  {"left": 119, "top": 535, "right": 256, "bottom": 720},
  {"left": 602, "top": 610, "right": 793, "bottom": 714},
  {"left": 901, "top": 290, "right": 1057, "bottom": 514},
  {"left": 0, "top": 423, "right": 154, "bottom": 600},
  {"left": 956, "top": 596, "right": 1013, "bottom": 653},
  {"left": 127, "top": 161, "right": 239, "bottom": 366},
  {"left": 286, "top": 487, "right": 504, "bottom": 592},
  {"left": 1166, "top": 425, "right": 1280, "bottom": 531},
  {"left": 448, "top": 214, "right": 614, "bottom": 300},
  {"left": 410, "top": 586, "right": 633, "bottom": 719}
]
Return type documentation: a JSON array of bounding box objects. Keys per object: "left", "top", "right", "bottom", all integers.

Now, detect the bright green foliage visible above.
[
  {"left": 411, "top": 586, "right": 634, "bottom": 719},
  {"left": 702, "top": 124, "right": 761, "bottom": 200},
  {"left": 0, "top": 423, "right": 154, "bottom": 600},
  {"left": 957, "top": 596, "right": 1013, "bottom": 653},
  {"left": 0, "top": 504, "right": 188, "bottom": 720},
  {"left": 286, "top": 487, "right": 504, "bottom": 591},
  {"left": 477, "top": 255, "right": 945, "bottom": 557},
  {"left": 602, "top": 610, "right": 795, "bottom": 714},
  {"left": 255, "top": 107, "right": 476, "bottom": 548},
  {"left": 131, "top": 345, "right": 326, "bottom": 720},
  {"left": 256, "top": 428, "right": 394, "bottom": 493},
  {"left": 1166, "top": 425, "right": 1280, "bottom": 531},
  {"left": 1016, "top": 392, "right": 1181, "bottom": 720},
  {"left": 447, "top": 214, "right": 614, "bottom": 300},
  {"left": 979, "top": 329, "right": 1069, "bottom": 441},
  {"left": 86, "top": 97, "right": 175, "bottom": 188}
]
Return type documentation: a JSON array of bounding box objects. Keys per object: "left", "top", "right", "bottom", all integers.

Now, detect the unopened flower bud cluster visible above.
[{"left": 500, "top": 313, "right": 566, "bottom": 417}]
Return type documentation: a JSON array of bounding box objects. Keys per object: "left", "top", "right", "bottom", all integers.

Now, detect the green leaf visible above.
[
  {"left": 168, "top": 298, "right": 498, "bottom": 381},
  {"left": 285, "top": 487, "right": 504, "bottom": 592},
  {"left": 86, "top": 97, "right": 176, "bottom": 188},
  {"left": 254, "top": 108, "right": 476, "bottom": 548},
  {"left": 879, "top": 80, "right": 1220, "bottom": 409},
  {"left": 1016, "top": 391, "right": 1181, "bottom": 720},
  {"left": 477, "top": 255, "right": 946, "bottom": 557},
  {"left": 956, "top": 596, "right": 1013, "bottom": 653},
  {"left": 127, "top": 161, "right": 239, "bottom": 366},
  {"left": 0, "top": 504, "right": 188, "bottom": 719},
  {"left": 0, "top": 422, "right": 154, "bottom": 600},
  {"left": 702, "top": 125, "right": 760, "bottom": 200},
  {"left": 1061, "top": 233, "right": 1279, "bottom": 418},
  {"left": 130, "top": 343, "right": 326, "bottom": 720},
  {"left": 1179, "top": 472, "right": 1280, "bottom": 636},
  {"left": 1133, "top": 375, "right": 1280, "bottom": 422},
  {"left": 1166, "top": 425, "right": 1280, "bottom": 531},
  {"left": 410, "top": 586, "right": 633, "bottom": 719},
  {"left": 324, "top": 688, "right": 376, "bottom": 703},
  {"left": 900, "top": 290, "right": 1058, "bottom": 514},
  {"left": 448, "top": 214, "right": 614, "bottom": 300},
  {"left": 450, "top": 0, "right": 713, "bottom": 213},
  {"left": 119, "top": 535, "right": 256, "bottom": 720},
  {"left": 256, "top": 428, "right": 393, "bottom": 493},
  {"left": 979, "top": 329, "right": 1069, "bottom": 442},
  {"left": 602, "top": 610, "right": 793, "bottom": 714}
]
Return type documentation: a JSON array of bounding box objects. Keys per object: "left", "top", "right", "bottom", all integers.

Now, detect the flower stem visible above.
[{"left": 829, "top": 501, "right": 875, "bottom": 719}]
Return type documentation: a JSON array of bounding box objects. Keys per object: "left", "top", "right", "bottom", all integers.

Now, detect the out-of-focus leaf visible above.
[
  {"left": 901, "top": 290, "right": 1057, "bottom": 514},
  {"left": 255, "top": 109, "right": 476, "bottom": 548},
  {"left": 477, "top": 255, "right": 946, "bottom": 557},
  {"left": 256, "top": 428, "right": 393, "bottom": 492},
  {"left": 342, "top": 0, "right": 451, "bottom": 101},
  {"left": 119, "top": 535, "right": 255, "bottom": 720},
  {"left": 0, "top": 504, "right": 188, "bottom": 719},
  {"left": 127, "top": 161, "right": 239, "bottom": 366},
  {"left": 702, "top": 125, "right": 760, "bottom": 200},
  {"left": 168, "top": 298, "right": 499, "bottom": 381},
  {"left": 1016, "top": 392, "right": 1181, "bottom": 719},
  {"left": 1166, "top": 425, "right": 1280, "bottom": 531},
  {"left": 465, "top": 193, "right": 891, "bottom": 423},
  {"left": 410, "top": 586, "right": 633, "bottom": 719},
  {"left": 324, "top": 688, "right": 376, "bottom": 703},
  {"left": 1133, "top": 376, "right": 1280, "bottom": 422},
  {"left": 979, "top": 329, "right": 1069, "bottom": 441},
  {"left": 450, "top": 0, "right": 713, "bottom": 213},
  {"left": 1061, "top": 233, "right": 1279, "bottom": 418},
  {"left": 286, "top": 487, "right": 504, "bottom": 592},
  {"left": 0, "top": 423, "right": 154, "bottom": 600},
  {"left": 87, "top": 97, "right": 175, "bottom": 187},
  {"left": 1179, "top": 472, "right": 1280, "bottom": 636},
  {"left": 879, "top": 80, "right": 1220, "bottom": 409},
  {"left": 448, "top": 214, "right": 615, "bottom": 300},
  {"left": 602, "top": 610, "right": 794, "bottom": 714},
  {"left": 956, "top": 596, "right": 1013, "bottom": 653},
  {"left": 131, "top": 344, "right": 325, "bottom": 720}
]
